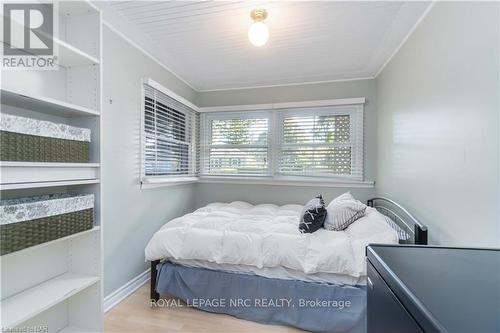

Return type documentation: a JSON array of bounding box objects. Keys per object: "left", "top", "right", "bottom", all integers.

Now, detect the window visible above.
[
  {"left": 277, "top": 106, "right": 363, "bottom": 180},
  {"left": 200, "top": 105, "right": 363, "bottom": 180},
  {"left": 200, "top": 112, "right": 271, "bottom": 176},
  {"left": 142, "top": 83, "right": 197, "bottom": 179}
]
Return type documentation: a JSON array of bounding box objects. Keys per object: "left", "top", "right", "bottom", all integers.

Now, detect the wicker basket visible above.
[
  {"left": 0, "top": 114, "right": 90, "bottom": 163},
  {"left": 0, "top": 194, "right": 94, "bottom": 255}
]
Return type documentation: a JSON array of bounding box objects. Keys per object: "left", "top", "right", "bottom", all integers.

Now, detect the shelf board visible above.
[
  {"left": 1, "top": 227, "right": 100, "bottom": 258},
  {"left": 1, "top": 162, "right": 100, "bottom": 186},
  {"left": 58, "top": 325, "right": 99, "bottom": 333},
  {"left": 1, "top": 88, "right": 100, "bottom": 117},
  {"left": 1, "top": 273, "right": 100, "bottom": 328},
  {"left": 0, "top": 178, "right": 99, "bottom": 190},
  {"left": 56, "top": 38, "right": 100, "bottom": 67}
]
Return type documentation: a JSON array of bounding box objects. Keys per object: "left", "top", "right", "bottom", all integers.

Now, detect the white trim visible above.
[
  {"left": 198, "top": 176, "right": 374, "bottom": 188},
  {"left": 199, "top": 103, "right": 273, "bottom": 113},
  {"left": 144, "top": 78, "right": 200, "bottom": 112},
  {"left": 141, "top": 177, "right": 199, "bottom": 189},
  {"left": 374, "top": 2, "right": 436, "bottom": 78},
  {"left": 273, "top": 98, "right": 365, "bottom": 109},
  {"left": 140, "top": 80, "right": 198, "bottom": 182},
  {"left": 140, "top": 176, "right": 374, "bottom": 189},
  {"left": 197, "top": 77, "right": 375, "bottom": 93},
  {"left": 104, "top": 269, "right": 150, "bottom": 313},
  {"left": 140, "top": 79, "right": 146, "bottom": 189},
  {"left": 198, "top": 97, "right": 365, "bottom": 113}
]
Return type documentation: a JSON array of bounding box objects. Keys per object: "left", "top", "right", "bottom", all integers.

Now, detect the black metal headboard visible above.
[{"left": 367, "top": 197, "right": 428, "bottom": 245}]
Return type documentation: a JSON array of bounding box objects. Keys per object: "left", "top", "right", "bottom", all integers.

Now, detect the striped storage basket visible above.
[
  {"left": 0, "top": 114, "right": 90, "bottom": 162},
  {"left": 0, "top": 194, "right": 94, "bottom": 255}
]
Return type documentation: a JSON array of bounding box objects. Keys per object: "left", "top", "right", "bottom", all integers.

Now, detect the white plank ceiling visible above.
[{"left": 108, "top": 1, "right": 431, "bottom": 91}]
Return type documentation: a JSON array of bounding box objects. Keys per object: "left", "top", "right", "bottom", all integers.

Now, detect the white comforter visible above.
[{"left": 145, "top": 201, "right": 398, "bottom": 277}]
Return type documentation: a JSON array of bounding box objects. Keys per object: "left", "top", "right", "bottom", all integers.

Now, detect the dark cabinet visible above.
[
  {"left": 366, "top": 245, "right": 500, "bottom": 333},
  {"left": 367, "top": 263, "right": 423, "bottom": 333}
]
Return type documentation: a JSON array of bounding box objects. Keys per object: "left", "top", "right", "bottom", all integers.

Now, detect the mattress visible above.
[{"left": 145, "top": 201, "right": 398, "bottom": 278}]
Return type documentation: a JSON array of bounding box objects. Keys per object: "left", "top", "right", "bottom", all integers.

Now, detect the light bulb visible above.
[{"left": 248, "top": 22, "right": 269, "bottom": 47}]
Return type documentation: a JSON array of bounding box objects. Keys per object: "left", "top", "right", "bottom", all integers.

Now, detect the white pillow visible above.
[{"left": 324, "top": 192, "right": 367, "bottom": 231}]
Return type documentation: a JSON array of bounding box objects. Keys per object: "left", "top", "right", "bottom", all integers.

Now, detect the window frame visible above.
[
  {"left": 140, "top": 79, "right": 198, "bottom": 188},
  {"left": 139, "top": 86, "right": 371, "bottom": 188},
  {"left": 275, "top": 105, "right": 364, "bottom": 181},
  {"left": 200, "top": 110, "right": 273, "bottom": 177},
  {"left": 199, "top": 104, "right": 365, "bottom": 182}
]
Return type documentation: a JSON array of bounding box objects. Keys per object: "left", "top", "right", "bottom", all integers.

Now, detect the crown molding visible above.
[
  {"left": 198, "top": 97, "right": 365, "bottom": 113},
  {"left": 197, "top": 77, "right": 375, "bottom": 93}
]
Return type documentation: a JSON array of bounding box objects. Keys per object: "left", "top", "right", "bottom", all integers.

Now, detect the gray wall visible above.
[
  {"left": 102, "top": 26, "right": 198, "bottom": 296},
  {"left": 376, "top": 2, "right": 499, "bottom": 246},
  {"left": 195, "top": 79, "right": 378, "bottom": 207}
]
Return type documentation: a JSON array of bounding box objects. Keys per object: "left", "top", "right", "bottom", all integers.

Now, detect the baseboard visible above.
[{"left": 104, "top": 268, "right": 150, "bottom": 313}]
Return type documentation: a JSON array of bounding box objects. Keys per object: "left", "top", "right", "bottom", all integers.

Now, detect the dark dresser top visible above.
[{"left": 367, "top": 245, "right": 500, "bottom": 333}]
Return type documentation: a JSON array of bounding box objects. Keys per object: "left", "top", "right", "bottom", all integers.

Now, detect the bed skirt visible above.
[{"left": 155, "top": 262, "right": 366, "bottom": 333}]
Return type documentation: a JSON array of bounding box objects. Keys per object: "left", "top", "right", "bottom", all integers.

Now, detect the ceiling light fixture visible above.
[{"left": 248, "top": 9, "right": 269, "bottom": 47}]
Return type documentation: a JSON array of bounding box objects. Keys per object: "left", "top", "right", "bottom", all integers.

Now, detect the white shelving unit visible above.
[
  {"left": 0, "top": 162, "right": 100, "bottom": 187},
  {"left": 55, "top": 38, "right": 101, "bottom": 67},
  {"left": 2, "top": 273, "right": 100, "bottom": 328},
  {"left": 0, "top": 1, "right": 103, "bottom": 332},
  {"left": 1, "top": 88, "right": 100, "bottom": 117},
  {"left": 2, "top": 1, "right": 101, "bottom": 112}
]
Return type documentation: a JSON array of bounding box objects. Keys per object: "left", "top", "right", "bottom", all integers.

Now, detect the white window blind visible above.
[
  {"left": 142, "top": 84, "right": 198, "bottom": 178},
  {"left": 200, "top": 112, "right": 271, "bottom": 176},
  {"left": 277, "top": 106, "right": 363, "bottom": 180},
  {"left": 200, "top": 105, "right": 363, "bottom": 180}
]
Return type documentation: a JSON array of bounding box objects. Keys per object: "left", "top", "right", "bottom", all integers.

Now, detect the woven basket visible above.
[
  {"left": 0, "top": 194, "right": 94, "bottom": 255},
  {"left": 0, "top": 114, "right": 90, "bottom": 163},
  {"left": 0, "top": 209, "right": 93, "bottom": 255}
]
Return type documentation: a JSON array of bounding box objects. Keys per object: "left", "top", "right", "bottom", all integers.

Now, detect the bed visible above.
[{"left": 145, "top": 197, "right": 427, "bottom": 333}]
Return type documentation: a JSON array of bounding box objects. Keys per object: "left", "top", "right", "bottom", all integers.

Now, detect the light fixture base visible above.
[{"left": 250, "top": 9, "right": 268, "bottom": 22}]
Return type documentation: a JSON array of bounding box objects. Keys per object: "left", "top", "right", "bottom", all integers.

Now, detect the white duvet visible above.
[{"left": 145, "top": 201, "right": 398, "bottom": 277}]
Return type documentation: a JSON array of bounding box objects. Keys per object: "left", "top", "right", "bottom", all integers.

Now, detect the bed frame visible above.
[
  {"left": 367, "top": 197, "right": 428, "bottom": 246},
  {"left": 150, "top": 197, "right": 428, "bottom": 302}
]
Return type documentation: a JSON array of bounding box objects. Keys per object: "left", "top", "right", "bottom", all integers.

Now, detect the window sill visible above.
[
  {"left": 141, "top": 177, "right": 198, "bottom": 189},
  {"left": 197, "top": 176, "right": 375, "bottom": 188},
  {"left": 140, "top": 176, "right": 375, "bottom": 189}
]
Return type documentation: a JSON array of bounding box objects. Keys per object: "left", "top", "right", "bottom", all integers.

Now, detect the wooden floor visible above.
[{"left": 105, "top": 284, "right": 306, "bottom": 332}]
